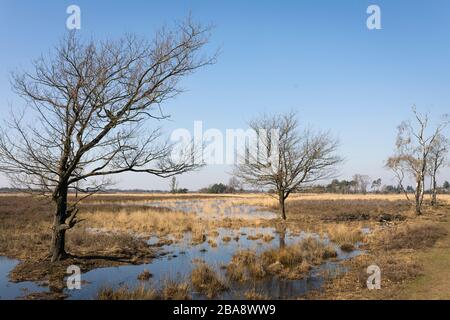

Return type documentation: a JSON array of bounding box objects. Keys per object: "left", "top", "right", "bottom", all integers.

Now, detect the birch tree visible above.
[
  {"left": 428, "top": 134, "right": 449, "bottom": 206},
  {"left": 386, "top": 107, "right": 448, "bottom": 215}
]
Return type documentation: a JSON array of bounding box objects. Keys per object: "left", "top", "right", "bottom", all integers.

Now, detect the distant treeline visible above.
[
  {"left": 2, "top": 180, "right": 449, "bottom": 195},
  {"left": 309, "top": 179, "right": 450, "bottom": 195}
]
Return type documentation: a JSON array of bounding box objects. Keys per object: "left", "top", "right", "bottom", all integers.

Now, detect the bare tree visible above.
[
  {"left": 170, "top": 176, "right": 179, "bottom": 194},
  {"left": 428, "top": 134, "right": 449, "bottom": 206},
  {"left": 386, "top": 107, "right": 448, "bottom": 215},
  {"left": 227, "top": 176, "right": 241, "bottom": 193},
  {"left": 234, "top": 112, "right": 342, "bottom": 220},
  {"left": 353, "top": 174, "right": 371, "bottom": 194},
  {"left": 0, "top": 19, "right": 215, "bottom": 262},
  {"left": 371, "top": 178, "right": 382, "bottom": 193}
]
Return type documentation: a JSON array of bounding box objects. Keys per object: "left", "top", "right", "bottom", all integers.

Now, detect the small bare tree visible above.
[
  {"left": 234, "top": 112, "right": 342, "bottom": 220},
  {"left": 386, "top": 107, "right": 448, "bottom": 215},
  {"left": 227, "top": 176, "right": 241, "bottom": 193},
  {"left": 170, "top": 176, "right": 179, "bottom": 194},
  {"left": 371, "top": 178, "right": 382, "bottom": 193},
  {"left": 428, "top": 134, "right": 449, "bottom": 206},
  {"left": 353, "top": 174, "right": 371, "bottom": 194},
  {"left": 0, "top": 19, "right": 215, "bottom": 262}
]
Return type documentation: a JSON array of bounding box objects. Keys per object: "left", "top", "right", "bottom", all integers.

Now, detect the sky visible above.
[{"left": 0, "top": 0, "right": 449, "bottom": 190}]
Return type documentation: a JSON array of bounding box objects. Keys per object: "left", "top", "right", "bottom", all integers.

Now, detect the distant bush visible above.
[{"left": 200, "top": 183, "right": 234, "bottom": 194}]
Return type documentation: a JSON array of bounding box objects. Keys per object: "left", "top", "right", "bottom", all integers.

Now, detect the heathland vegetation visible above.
[{"left": 0, "top": 16, "right": 449, "bottom": 301}]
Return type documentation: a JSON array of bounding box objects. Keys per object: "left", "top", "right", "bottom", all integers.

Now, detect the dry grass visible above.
[
  {"left": 79, "top": 206, "right": 198, "bottom": 237},
  {"left": 97, "top": 285, "right": 159, "bottom": 300},
  {"left": 191, "top": 262, "right": 228, "bottom": 298},
  {"left": 60, "top": 192, "right": 450, "bottom": 203},
  {"left": 208, "top": 239, "right": 218, "bottom": 248},
  {"left": 308, "top": 216, "right": 450, "bottom": 299},
  {"left": 262, "top": 234, "right": 275, "bottom": 242},
  {"left": 340, "top": 243, "right": 356, "bottom": 252},
  {"left": 137, "top": 269, "right": 152, "bottom": 281},
  {"left": 244, "top": 288, "right": 271, "bottom": 300},
  {"left": 96, "top": 280, "right": 191, "bottom": 300},
  {"left": 2, "top": 192, "right": 449, "bottom": 300},
  {"left": 0, "top": 197, "right": 156, "bottom": 262},
  {"left": 285, "top": 199, "right": 411, "bottom": 222},
  {"left": 160, "top": 279, "right": 191, "bottom": 300},
  {"left": 0, "top": 196, "right": 54, "bottom": 260},
  {"left": 0, "top": 195, "right": 156, "bottom": 295},
  {"left": 309, "top": 251, "right": 424, "bottom": 300},
  {"left": 262, "top": 237, "right": 337, "bottom": 268},
  {"left": 375, "top": 223, "right": 448, "bottom": 251},
  {"left": 226, "top": 237, "right": 337, "bottom": 282},
  {"left": 209, "top": 230, "right": 220, "bottom": 238},
  {"left": 227, "top": 250, "right": 266, "bottom": 281},
  {"left": 326, "top": 224, "right": 365, "bottom": 246},
  {"left": 78, "top": 203, "right": 271, "bottom": 242},
  {"left": 247, "top": 233, "right": 264, "bottom": 241}
]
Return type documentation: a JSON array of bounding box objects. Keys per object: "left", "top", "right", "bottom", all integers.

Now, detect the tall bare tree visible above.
[
  {"left": 234, "top": 112, "right": 342, "bottom": 220},
  {"left": 428, "top": 134, "right": 449, "bottom": 206},
  {"left": 386, "top": 107, "right": 448, "bottom": 215},
  {"left": 0, "top": 19, "right": 215, "bottom": 262}
]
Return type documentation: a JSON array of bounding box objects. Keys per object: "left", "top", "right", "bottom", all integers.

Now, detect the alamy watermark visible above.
[
  {"left": 366, "top": 265, "right": 381, "bottom": 290},
  {"left": 66, "top": 5, "right": 81, "bottom": 30},
  {"left": 170, "top": 121, "right": 280, "bottom": 168},
  {"left": 367, "top": 4, "right": 382, "bottom": 30},
  {"left": 63, "top": 5, "right": 381, "bottom": 38},
  {"left": 66, "top": 265, "right": 81, "bottom": 290}
]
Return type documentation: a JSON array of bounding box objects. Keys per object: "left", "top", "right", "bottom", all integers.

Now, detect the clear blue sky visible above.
[{"left": 0, "top": 0, "right": 449, "bottom": 190}]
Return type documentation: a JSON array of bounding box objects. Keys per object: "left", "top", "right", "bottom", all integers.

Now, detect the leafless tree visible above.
[
  {"left": 234, "top": 112, "right": 342, "bottom": 220},
  {"left": 428, "top": 134, "right": 449, "bottom": 206},
  {"left": 353, "top": 174, "right": 371, "bottom": 194},
  {"left": 227, "top": 176, "right": 241, "bottom": 193},
  {"left": 0, "top": 19, "right": 216, "bottom": 262},
  {"left": 371, "top": 178, "right": 382, "bottom": 193},
  {"left": 170, "top": 176, "right": 179, "bottom": 194},
  {"left": 386, "top": 107, "right": 448, "bottom": 215}
]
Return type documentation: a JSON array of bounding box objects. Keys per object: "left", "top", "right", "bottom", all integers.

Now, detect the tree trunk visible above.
[
  {"left": 415, "top": 177, "right": 424, "bottom": 215},
  {"left": 279, "top": 193, "right": 286, "bottom": 220},
  {"left": 50, "top": 185, "right": 68, "bottom": 262},
  {"left": 431, "top": 170, "right": 438, "bottom": 207}
]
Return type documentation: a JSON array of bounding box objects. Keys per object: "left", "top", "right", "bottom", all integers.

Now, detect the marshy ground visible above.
[{"left": 0, "top": 193, "right": 449, "bottom": 300}]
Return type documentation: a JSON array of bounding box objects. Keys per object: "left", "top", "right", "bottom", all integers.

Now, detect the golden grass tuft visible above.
[
  {"left": 262, "top": 234, "right": 275, "bottom": 242},
  {"left": 208, "top": 239, "right": 218, "bottom": 248},
  {"left": 226, "top": 250, "right": 266, "bottom": 281},
  {"left": 244, "top": 288, "right": 271, "bottom": 300},
  {"left": 191, "top": 230, "right": 207, "bottom": 245},
  {"left": 160, "top": 279, "right": 191, "bottom": 300},
  {"left": 97, "top": 285, "right": 159, "bottom": 300},
  {"left": 191, "top": 262, "right": 228, "bottom": 298},
  {"left": 137, "top": 269, "right": 152, "bottom": 281},
  {"left": 97, "top": 280, "right": 191, "bottom": 300},
  {"left": 226, "top": 237, "right": 337, "bottom": 282},
  {"left": 247, "top": 233, "right": 264, "bottom": 241},
  {"left": 326, "top": 224, "right": 365, "bottom": 246}
]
